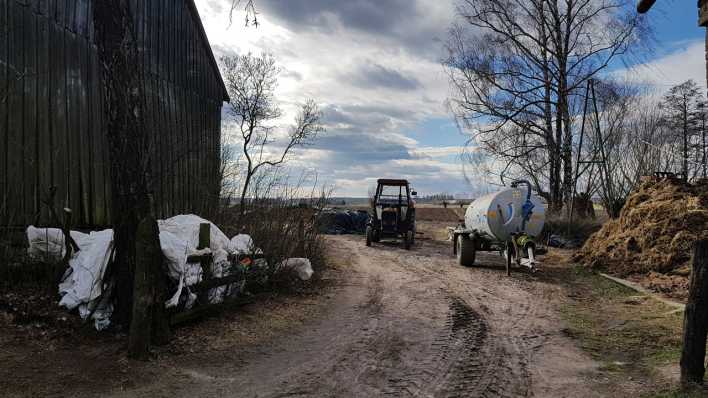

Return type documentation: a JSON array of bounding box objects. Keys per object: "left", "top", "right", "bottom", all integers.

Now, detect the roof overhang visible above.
[{"left": 186, "top": 0, "right": 230, "bottom": 102}]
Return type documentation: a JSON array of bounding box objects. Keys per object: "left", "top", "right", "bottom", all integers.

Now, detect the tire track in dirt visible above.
[
  {"left": 334, "top": 240, "right": 523, "bottom": 398},
  {"left": 104, "top": 235, "right": 599, "bottom": 398}
]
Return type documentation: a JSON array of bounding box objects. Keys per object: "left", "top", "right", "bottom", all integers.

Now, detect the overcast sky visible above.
[{"left": 195, "top": 0, "right": 707, "bottom": 197}]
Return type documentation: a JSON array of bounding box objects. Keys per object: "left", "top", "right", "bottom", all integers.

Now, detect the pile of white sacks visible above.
[{"left": 26, "top": 214, "right": 313, "bottom": 330}]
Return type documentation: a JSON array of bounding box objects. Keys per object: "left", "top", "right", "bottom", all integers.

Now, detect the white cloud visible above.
[
  {"left": 194, "top": 0, "right": 468, "bottom": 197},
  {"left": 614, "top": 39, "right": 707, "bottom": 89},
  {"left": 197, "top": 2, "right": 708, "bottom": 198}
]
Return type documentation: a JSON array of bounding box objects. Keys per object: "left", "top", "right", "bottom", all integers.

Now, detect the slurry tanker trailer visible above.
[{"left": 450, "top": 180, "right": 546, "bottom": 275}]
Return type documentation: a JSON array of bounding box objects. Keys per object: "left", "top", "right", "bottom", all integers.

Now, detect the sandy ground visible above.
[
  {"left": 109, "top": 235, "right": 601, "bottom": 397},
  {"left": 1, "top": 227, "right": 606, "bottom": 397}
]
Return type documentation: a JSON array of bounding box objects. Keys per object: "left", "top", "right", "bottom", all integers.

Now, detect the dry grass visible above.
[{"left": 547, "top": 258, "right": 696, "bottom": 396}]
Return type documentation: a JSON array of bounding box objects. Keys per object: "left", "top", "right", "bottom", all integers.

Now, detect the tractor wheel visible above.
[
  {"left": 373, "top": 229, "right": 380, "bottom": 242},
  {"left": 404, "top": 230, "right": 413, "bottom": 250},
  {"left": 366, "top": 226, "right": 373, "bottom": 247},
  {"left": 457, "top": 235, "right": 476, "bottom": 267}
]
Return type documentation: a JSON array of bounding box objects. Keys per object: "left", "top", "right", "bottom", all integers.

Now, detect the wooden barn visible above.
[{"left": 0, "top": 0, "right": 229, "bottom": 229}]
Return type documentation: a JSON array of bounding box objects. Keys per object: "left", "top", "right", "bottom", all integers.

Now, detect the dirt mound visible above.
[{"left": 575, "top": 178, "right": 708, "bottom": 278}]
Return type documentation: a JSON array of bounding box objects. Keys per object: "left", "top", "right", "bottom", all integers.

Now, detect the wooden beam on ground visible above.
[
  {"left": 191, "top": 273, "right": 243, "bottom": 292},
  {"left": 169, "top": 296, "right": 254, "bottom": 326},
  {"left": 599, "top": 273, "right": 685, "bottom": 311}
]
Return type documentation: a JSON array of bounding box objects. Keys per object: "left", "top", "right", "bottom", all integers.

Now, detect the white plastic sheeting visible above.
[
  {"left": 26, "top": 226, "right": 89, "bottom": 262},
  {"left": 26, "top": 214, "right": 312, "bottom": 330},
  {"left": 27, "top": 227, "right": 115, "bottom": 330},
  {"left": 230, "top": 234, "right": 254, "bottom": 254},
  {"left": 58, "top": 229, "right": 114, "bottom": 310},
  {"left": 278, "top": 258, "right": 314, "bottom": 281},
  {"left": 158, "top": 214, "right": 231, "bottom": 267},
  {"left": 157, "top": 215, "right": 246, "bottom": 308}
]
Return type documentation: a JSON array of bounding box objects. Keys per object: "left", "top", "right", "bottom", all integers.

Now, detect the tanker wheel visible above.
[
  {"left": 366, "top": 226, "right": 373, "bottom": 247},
  {"left": 404, "top": 230, "right": 413, "bottom": 250},
  {"left": 457, "top": 235, "right": 476, "bottom": 267},
  {"left": 373, "top": 229, "right": 380, "bottom": 242}
]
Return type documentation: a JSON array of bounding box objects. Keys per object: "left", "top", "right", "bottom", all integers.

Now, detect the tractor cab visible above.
[{"left": 366, "top": 179, "right": 417, "bottom": 249}]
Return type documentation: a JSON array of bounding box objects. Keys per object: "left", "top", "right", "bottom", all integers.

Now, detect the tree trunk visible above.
[
  {"left": 128, "top": 216, "right": 163, "bottom": 360},
  {"left": 238, "top": 168, "right": 253, "bottom": 222},
  {"left": 93, "top": 0, "right": 152, "bottom": 328},
  {"left": 680, "top": 240, "right": 708, "bottom": 386},
  {"left": 684, "top": 102, "right": 690, "bottom": 182}
]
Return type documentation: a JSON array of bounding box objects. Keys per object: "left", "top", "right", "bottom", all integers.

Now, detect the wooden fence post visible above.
[
  {"left": 680, "top": 240, "right": 708, "bottom": 385},
  {"left": 296, "top": 218, "right": 305, "bottom": 257},
  {"left": 198, "top": 223, "right": 211, "bottom": 250},
  {"left": 197, "top": 223, "right": 212, "bottom": 304}
]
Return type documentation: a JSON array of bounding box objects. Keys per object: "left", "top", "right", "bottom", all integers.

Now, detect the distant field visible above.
[
  {"left": 415, "top": 207, "right": 464, "bottom": 222},
  {"left": 330, "top": 203, "right": 465, "bottom": 223}
]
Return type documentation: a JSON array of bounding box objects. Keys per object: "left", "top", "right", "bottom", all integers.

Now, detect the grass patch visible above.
[{"left": 558, "top": 266, "right": 686, "bottom": 390}]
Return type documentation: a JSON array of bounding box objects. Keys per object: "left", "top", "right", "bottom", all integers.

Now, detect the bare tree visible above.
[
  {"left": 660, "top": 80, "right": 703, "bottom": 181},
  {"left": 229, "top": 0, "right": 259, "bottom": 27},
  {"left": 221, "top": 53, "right": 324, "bottom": 221},
  {"left": 445, "top": 0, "right": 647, "bottom": 212}
]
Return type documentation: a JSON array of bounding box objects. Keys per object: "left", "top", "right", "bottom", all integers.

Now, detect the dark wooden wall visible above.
[{"left": 0, "top": 0, "right": 226, "bottom": 228}]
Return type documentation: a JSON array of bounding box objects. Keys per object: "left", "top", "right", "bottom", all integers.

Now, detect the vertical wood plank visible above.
[
  {"left": 166, "top": 81, "right": 175, "bottom": 217},
  {"left": 169, "top": 0, "right": 175, "bottom": 85},
  {"left": 6, "top": 2, "right": 25, "bottom": 226},
  {"left": 66, "top": 31, "right": 81, "bottom": 222},
  {"left": 151, "top": 0, "right": 158, "bottom": 77},
  {"left": 22, "top": 6, "right": 38, "bottom": 224},
  {"left": 77, "top": 29, "right": 91, "bottom": 225},
  {"left": 37, "top": 0, "right": 48, "bottom": 15},
  {"left": 86, "top": 0, "right": 93, "bottom": 42},
  {"left": 89, "top": 45, "right": 105, "bottom": 225},
  {"left": 177, "top": 3, "right": 185, "bottom": 214},
  {"left": 157, "top": 1, "right": 167, "bottom": 218},
  {"left": 0, "top": 0, "right": 8, "bottom": 221},
  {"left": 66, "top": 0, "right": 76, "bottom": 32},
  {"left": 187, "top": 12, "right": 194, "bottom": 212},
  {"left": 51, "top": 19, "right": 68, "bottom": 210},
  {"left": 75, "top": 0, "right": 88, "bottom": 38},
  {"left": 139, "top": 0, "right": 147, "bottom": 79},
  {"left": 36, "top": 11, "right": 52, "bottom": 224},
  {"left": 54, "top": 0, "right": 64, "bottom": 27}
]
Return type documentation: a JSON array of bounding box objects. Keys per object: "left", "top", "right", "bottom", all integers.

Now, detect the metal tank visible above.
[{"left": 464, "top": 184, "right": 546, "bottom": 242}]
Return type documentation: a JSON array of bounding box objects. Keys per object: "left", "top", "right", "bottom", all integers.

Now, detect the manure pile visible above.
[{"left": 575, "top": 178, "right": 708, "bottom": 281}]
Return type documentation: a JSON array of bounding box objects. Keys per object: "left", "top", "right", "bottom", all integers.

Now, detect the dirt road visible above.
[{"left": 107, "top": 235, "right": 601, "bottom": 398}]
